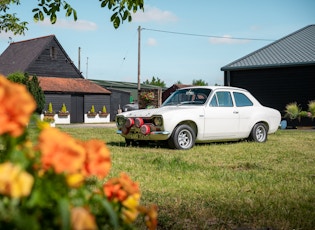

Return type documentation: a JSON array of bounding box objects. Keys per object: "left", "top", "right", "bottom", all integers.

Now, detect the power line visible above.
[{"left": 142, "top": 28, "right": 275, "bottom": 42}]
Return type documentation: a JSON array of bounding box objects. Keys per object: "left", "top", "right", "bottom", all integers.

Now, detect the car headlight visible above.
[
  {"left": 153, "top": 117, "right": 163, "bottom": 126},
  {"left": 116, "top": 116, "right": 125, "bottom": 127}
]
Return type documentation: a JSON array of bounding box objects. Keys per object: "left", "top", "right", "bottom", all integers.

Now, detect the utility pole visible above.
[
  {"left": 86, "top": 57, "right": 89, "bottom": 79},
  {"left": 137, "top": 26, "right": 141, "bottom": 91},
  {"left": 78, "top": 47, "right": 81, "bottom": 72}
]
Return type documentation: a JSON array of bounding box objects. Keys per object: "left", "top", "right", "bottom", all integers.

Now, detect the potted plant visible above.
[
  {"left": 308, "top": 100, "right": 315, "bottom": 120},
  {"left": 284, "top": 102, "right": 307, "bottom": 128},
  {"left": 87, "top": 105, "right": 97, "bottom": 117},
  {"left": 58, "top": 103, "right": 70, "bottom": 117},
  {"left": 43, "top": 115, "right": 55, "bottom": 127},
  {"left": 99, "top": 105, "right": 109, "bottom": 117},
  {"left": 44, "top": 102, "right": 55, "bottom": 116}
]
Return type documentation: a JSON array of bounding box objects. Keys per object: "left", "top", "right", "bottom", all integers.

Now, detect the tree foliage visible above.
[
  {"left": 143, "top": 76, "right": 166, "bottom": 87},
  {"left": 7, "top": 72, "right": 45, "bottom": 113},
  {"left": 192, "top": 79, "right": 208, "bottom": 86},
  {"left": 0, "top": 0, "right": 144, "bottom": 35}
]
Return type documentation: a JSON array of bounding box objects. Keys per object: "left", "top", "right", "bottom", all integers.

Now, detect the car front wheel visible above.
[
  {"left": 168, "top": 124, "right": 196, "bottom": 150},
  {"left": 249, "top": 123, "right": 268, "bottom": 142}
]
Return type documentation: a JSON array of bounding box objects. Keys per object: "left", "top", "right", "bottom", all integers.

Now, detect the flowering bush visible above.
[
  {"left": 0, "top": 76, "right": 157, "bottom": 229},
  {"left": 140, "top": 91, "right": 155, "bottom": 102}
]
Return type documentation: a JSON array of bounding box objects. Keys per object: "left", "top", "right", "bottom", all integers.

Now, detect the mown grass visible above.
[{"left": 59, "top": 127, "right": 315, "bottom": 229}]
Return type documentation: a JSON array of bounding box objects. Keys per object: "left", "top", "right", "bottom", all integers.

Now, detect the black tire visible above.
[
  {"left": 125, "top": 138, "right": 132, "bottom": 146},
  {"left": 168, "top": 124, "right": 196, "bottom": 150},
  {"left": 249, "top": 123, "right": 268, "bottom": 142}
]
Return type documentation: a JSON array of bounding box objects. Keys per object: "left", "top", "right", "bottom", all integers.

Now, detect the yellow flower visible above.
[
  {"left": 66, "top": 173, "right": 85, "bottom": 188},
  {"left": 0, "top": 162, "right": 34, "bottom": 198},
  {"left": 0, "top": 76, "right": 36, "bottom": 137},
  {"left": 71, "top": 207, "right": 97, "bottom": 230},
  {"left": 121, "top": 193, "right": 140, "bottom": 224}
]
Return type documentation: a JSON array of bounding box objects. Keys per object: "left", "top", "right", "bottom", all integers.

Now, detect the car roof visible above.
[{"left": 179, "top": 85, "right": 249, "bottom": 92}]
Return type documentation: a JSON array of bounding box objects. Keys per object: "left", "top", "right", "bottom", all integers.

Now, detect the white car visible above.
[{"left": 116, "top": 86, "right": 281, "bottom": 150}]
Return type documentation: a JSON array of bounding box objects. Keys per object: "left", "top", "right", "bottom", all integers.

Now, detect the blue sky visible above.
[{"left": 0, "top": 0, "right": 314, "bottom": 87}]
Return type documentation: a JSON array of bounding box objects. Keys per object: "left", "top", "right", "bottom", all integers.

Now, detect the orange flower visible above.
[
  {"left": 0, "top": 162, "right": 34, "bottom": 198},
  {"left": 0, "top": 76, "right": 36, "bottom": 137},
  {"left": 80, "top": 139, "right": 111, "bottom": 180},
  {"left": 38, "top": 127, "right": 86, "bottom": 174},
  {"left": 103, "top": 173, "right": 140, "bottom": 202},
  {"left": 71, "top": 207, "right": 97, "bottom": 230}
]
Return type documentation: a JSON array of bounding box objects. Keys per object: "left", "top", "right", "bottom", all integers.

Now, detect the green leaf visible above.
[
  {"left": 113, "top": 17, "right": 120, "bottom": 29},
  {"left": 50, "top": 14, "right": 56, "bottom": 24},
  {"left": 122, "top": 10, "right": 129, "bottom": 20},
  {"left": 100, "top": 199, "right": 119, "bottom": 229},
  {"left": 39, "top": 11, "right": 44, "bottom": 21},
  {"left": 59, "top": 199, "right": 70, "bottom": 230},
  {"left": 110, "top": 12, "right": 118, "bottom": 21},
  {"left": 101, "top": 0, "right": 107, "bottom": 8},
  {"left": 73, "top": 10, "right": 77, "bottom": 21}
]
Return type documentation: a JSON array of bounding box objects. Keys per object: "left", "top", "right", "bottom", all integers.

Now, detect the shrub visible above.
[
  {"left": 48, "top": 102, "right": 54, "bottom": 113},
  {"left": 61, "top": 103, "right": 67, "bottom": 113},
  {"left": 90, "top": 105, "right": 95, "bottom": 113},
  {"left": 308, "top": 100, "right": 315, "bottom": 119}
]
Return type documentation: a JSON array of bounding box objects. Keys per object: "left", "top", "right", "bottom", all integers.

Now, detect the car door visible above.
[{"left": 203, "top": 91, "right": 240, "bottom": 139}]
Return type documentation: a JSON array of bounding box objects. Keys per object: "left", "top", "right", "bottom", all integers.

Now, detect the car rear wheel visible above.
[
  {"left": 168, "top": 124, "right": 195, "bottom": 150},
  {"left": 249, "top": 123, "right": 268, "bottom": 142}
]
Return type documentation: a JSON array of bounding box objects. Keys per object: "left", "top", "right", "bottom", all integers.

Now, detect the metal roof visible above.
[{"left": 221, "top": 24, "right": 315, "bottom": 71}]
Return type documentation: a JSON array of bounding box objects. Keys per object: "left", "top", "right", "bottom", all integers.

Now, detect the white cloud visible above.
[
  {"left": 147, "top": 38, "right": 157, "bottom": 46},
  {"left": 209, "top": 35, "right": 250, "bottom": 44},
  {"left": 132, "top": 6, "right": 178, "bottom": 23},
  {"left": 38, "top": 19, "right": 97, "bottom": 31}
]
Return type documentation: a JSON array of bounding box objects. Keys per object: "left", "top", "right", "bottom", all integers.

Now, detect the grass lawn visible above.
[{"left": 58, "top": 127, "right": 315, "bottom": 229}]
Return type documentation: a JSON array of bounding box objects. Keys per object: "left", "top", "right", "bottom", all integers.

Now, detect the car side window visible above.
[
  {"left": 210, "top": 92, "right": 233, "bottom": 107},
  {"left": 209, "top": 94, "right": 218, "bottom": 106},
  {"left": 233, "top": 92, "right": 253, "bottom": 107}
]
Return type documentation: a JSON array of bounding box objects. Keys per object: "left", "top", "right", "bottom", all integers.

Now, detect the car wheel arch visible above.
[
  {"left": 248, "top": 121, "right": 269, "bottom": 142},
  {"left": 168, "top": 121, "right": 198, "bottom": 150},
  {"left": 177, "top": 120, "right": 198, "bottom": 137}
]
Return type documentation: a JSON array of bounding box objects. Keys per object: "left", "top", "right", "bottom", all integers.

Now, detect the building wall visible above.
[
  {"left": 84, "top": 94, "right": 111, "bottom": 115},
  {"left": 44, "top": 94, "right": 71, "bottom": 114},
  {"left": 224, "top": 65, "right": 315, "bottom": 116},
  {"left": 109, "top": 89, "right": 130, "bottom": 121},
  {"left": 26, "top": 39, "right": 81, "bottom": 78},
  {"left": 44, "top": 93, "right": 111, "bottom": 123}
]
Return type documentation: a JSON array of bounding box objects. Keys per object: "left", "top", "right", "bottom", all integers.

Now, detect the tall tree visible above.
[
  {"left": 0, "top": 0, "right": 144, "bottom": 35},
  {"left": 7, "top": 72, "right": 45, "bottom": 113},
  {"left": 143, "top": 76, "right": 166, "bottom": 87},
  {"left": 192, "top": 79, "right": 208, "bottom": 86}
]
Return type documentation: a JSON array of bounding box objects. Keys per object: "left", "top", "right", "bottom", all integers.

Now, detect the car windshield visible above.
[{"left": 162, "top": 88, "right": 212, "bottom": 106}]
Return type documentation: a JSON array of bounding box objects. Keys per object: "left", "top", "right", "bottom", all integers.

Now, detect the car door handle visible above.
[{"left": 233, "top": 111, "right": 239, "bottom": 114}]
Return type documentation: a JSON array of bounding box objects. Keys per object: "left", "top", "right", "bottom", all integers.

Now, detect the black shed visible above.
[{"left": 221, "top": 25, "right": 315, "bottom": 124}]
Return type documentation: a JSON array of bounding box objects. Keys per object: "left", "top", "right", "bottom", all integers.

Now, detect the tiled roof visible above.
[
  {"left": 38, "top": 77, "right": 111, "bottom": 94},
  {"left": 221, "top": 24, "right": 315, "bottom": 70},
  {"left": 0, "top": 35, "right": 54, "bottom": 75}
]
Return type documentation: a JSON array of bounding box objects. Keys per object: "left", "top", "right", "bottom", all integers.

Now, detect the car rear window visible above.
[{"left": 233, "top": 92, "right": 253, "bottom": 107}]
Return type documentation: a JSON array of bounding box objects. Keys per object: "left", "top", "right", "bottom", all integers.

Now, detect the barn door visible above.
[{"left": 71, "top": 95, "right": 84, "bottom": 123}]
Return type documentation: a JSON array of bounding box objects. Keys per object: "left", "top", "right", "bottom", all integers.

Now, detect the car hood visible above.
[{"left": 119, "top": 105, "right": 203, "bottom": 118}]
